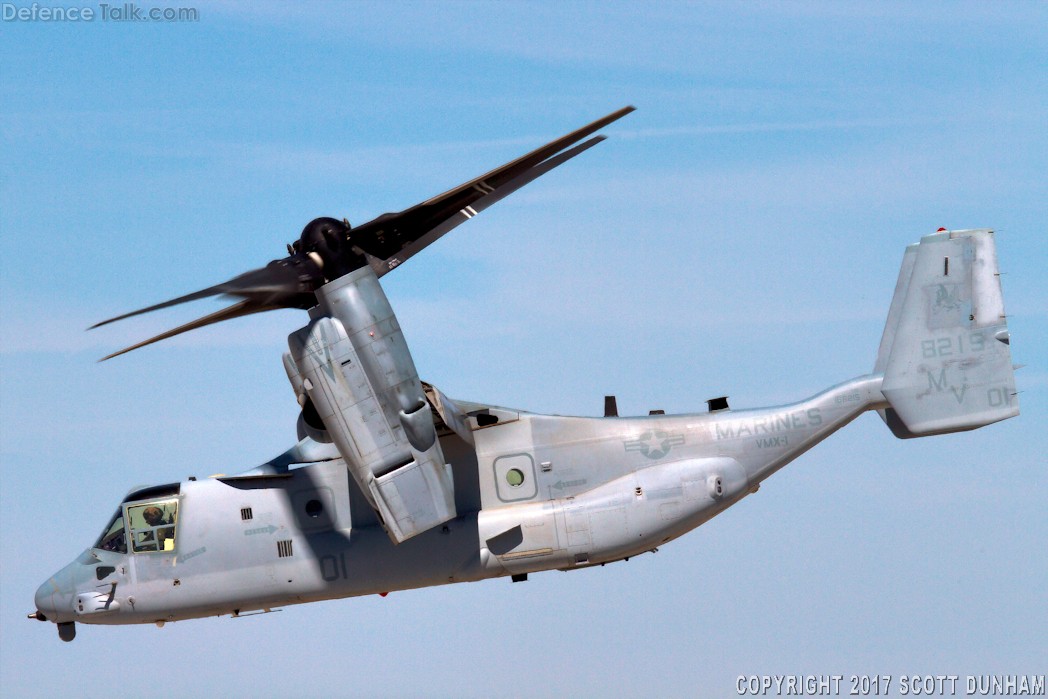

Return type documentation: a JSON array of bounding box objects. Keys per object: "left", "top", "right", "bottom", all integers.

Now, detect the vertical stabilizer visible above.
[{"left": 877, "top": 229, "right": 1018, "bottom": 437}]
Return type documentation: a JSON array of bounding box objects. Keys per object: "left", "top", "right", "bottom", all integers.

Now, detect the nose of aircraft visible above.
[
  {"left": 34, "top": 560, "right": 79, "bottom": 622},
  {"left": 34, "top": 579, "right": 55, "bottom": 617}
]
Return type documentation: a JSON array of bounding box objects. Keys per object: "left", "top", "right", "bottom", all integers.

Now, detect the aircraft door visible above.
[
  {"left": 122, "top": 498, "right": 179, "bottom": 592},
  {"left": 562, "top": 498, "right": 591, "bottom": 552}
]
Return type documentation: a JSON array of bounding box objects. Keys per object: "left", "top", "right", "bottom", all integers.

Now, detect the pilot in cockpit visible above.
[{"left": 142, "top": 506, "right": 175, "bottom": 551}]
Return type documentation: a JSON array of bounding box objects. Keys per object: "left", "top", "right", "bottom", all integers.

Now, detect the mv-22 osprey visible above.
[{"left": 31, "top": 107, "right": 1020, "bottom": 642}]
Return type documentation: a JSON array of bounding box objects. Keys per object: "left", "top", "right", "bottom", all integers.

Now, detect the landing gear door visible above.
[{"left": 288, "top": 265, "right": 456, "bottom": 544}]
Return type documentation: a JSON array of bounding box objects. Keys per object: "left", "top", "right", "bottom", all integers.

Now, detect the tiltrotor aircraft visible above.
[{"left": 30, "top": 107, "right": 1020, "bottom": 642}]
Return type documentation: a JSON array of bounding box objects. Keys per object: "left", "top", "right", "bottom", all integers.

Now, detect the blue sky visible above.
[{"left": 2, "top": 2, "right": 1045, "bottom": 697}]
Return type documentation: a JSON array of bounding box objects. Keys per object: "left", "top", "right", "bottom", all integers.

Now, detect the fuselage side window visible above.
[
  {"left": 94, "top": 509, "right": 127, "bottom": 554},
  {"left": 126, "top": 498, "right": 178, "bottom": 553}
]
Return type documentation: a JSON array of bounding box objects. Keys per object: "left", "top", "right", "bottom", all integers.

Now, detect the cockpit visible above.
[{"left": 93, "top": 482, "right": 181, "bottom": 555}]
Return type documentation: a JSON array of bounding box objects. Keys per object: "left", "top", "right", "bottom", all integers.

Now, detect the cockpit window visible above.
[
  {"left": 127, "top": 498, "right": 178, "bottom": 553},
  {"left": 94, "top": 509, "right": 127, "bottom": 554},
  {"left": 122, "top": 482, "right": 180, "bottom": 504}
]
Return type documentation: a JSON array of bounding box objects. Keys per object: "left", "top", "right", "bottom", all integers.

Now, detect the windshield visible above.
[
  {"left": 127, "top": 498, "right": 178, "bottom": 553},
  {"left": 94, "top": 509, "right": 127, "bottom": 554}
]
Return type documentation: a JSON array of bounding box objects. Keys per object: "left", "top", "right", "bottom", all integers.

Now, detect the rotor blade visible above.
[
  {"left": 90, "top": 254, "right": 321, "bottom": 331},
  {"left": 90, "top": 108, "right": 634, "bottom": 357},
  {"left": 369, "top": 135, "right": 607, "bottom": 277},
  {"left": 89, "top": 286, "right": 224, "bottom": 330},
  {"left": 98, "top": 300, "right": 278, "bottom": 362},
  {"left": 465, "top": 135, "right": 606, "bottom": 215},
  {"left": 418, "top": 106, "right": 635, "bottom": 207},
  {"left": 350, "top": 106, "right": 635, "bottom": 266}
]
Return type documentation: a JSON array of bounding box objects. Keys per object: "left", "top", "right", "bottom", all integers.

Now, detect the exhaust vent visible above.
[
  {"left": 708, "top": 475, "right": 724, "bottom": 499},
  {"left": 706, "top": 396, "right": 729, "bottom": 412},
  {"left": 241, "top": 507, "right": 253, "bottom": 521},
  {"left": 277, "top": 540, "right": 294, "bottom": 558}
]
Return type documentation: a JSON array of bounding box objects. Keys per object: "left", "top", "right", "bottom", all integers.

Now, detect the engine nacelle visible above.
[{"left": 287, "top": 265, "right": 456, "bottom": 544}]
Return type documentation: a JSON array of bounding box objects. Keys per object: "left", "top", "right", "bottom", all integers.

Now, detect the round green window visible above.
[{"left": 506, "top": 468, "right": 525, "bottom": 487}]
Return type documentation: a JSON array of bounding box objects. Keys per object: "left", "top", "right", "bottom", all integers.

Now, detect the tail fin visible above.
[{"left": 875, "top": 229, "right": 1019, "bottom": 438}]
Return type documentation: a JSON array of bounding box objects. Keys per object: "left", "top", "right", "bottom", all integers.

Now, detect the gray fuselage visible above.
[{"left": 36, "top": 375, "right": 885, "bottom": 627}]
